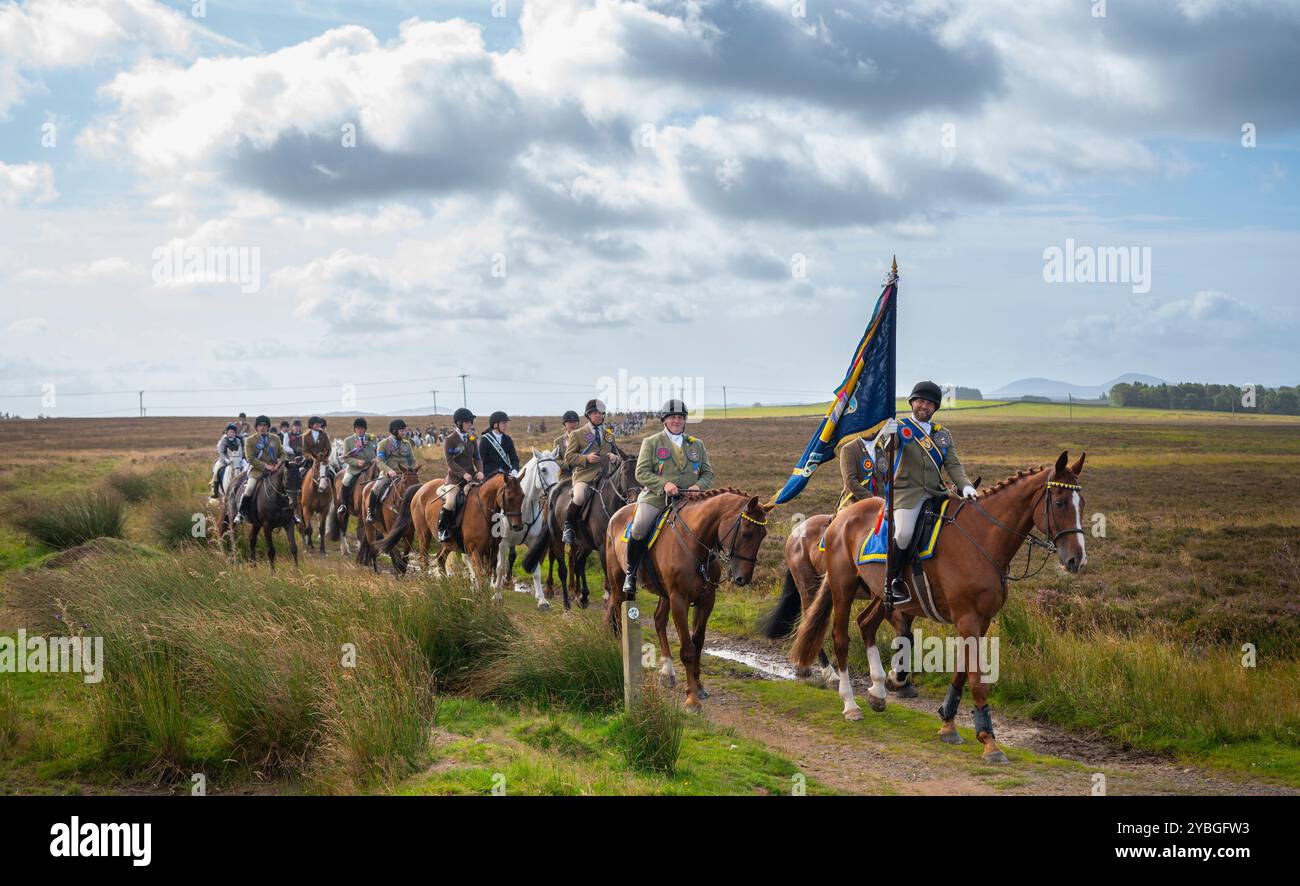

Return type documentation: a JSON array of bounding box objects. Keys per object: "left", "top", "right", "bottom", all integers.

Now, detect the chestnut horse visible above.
[
  {"left": 357, "top": 467, "right": 421, "bottom": 573},
  {"left": 760, "top": 512, "right": 919, "bottom": 695},
  {"left": 298, "top": 457, "right": 334, "bottom": 555},
  {"left": 380, "top": 473, "right": 526, "bottom": 601},
  {"left": 790, "top": 452, "right": 1087, "bottom": 763},
  {"left": 605, "top": 489, "right": 774, "bottom": 713}
]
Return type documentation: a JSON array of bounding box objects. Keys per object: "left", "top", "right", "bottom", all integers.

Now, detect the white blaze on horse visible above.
[{"left": 492, "top": 448, "right": 561, "bottom": 610}]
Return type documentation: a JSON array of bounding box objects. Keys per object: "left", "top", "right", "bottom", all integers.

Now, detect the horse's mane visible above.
[
  {"left": 680, "top": 486, "right": 752, "bottom": 501},
  {"left": 977, "top": 465, "right": 1048, "bottom": 497}
]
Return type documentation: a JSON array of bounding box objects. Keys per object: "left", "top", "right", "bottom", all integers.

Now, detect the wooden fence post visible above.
[{"left": 621, "top": 599, "right": 642, "bottom": 711}]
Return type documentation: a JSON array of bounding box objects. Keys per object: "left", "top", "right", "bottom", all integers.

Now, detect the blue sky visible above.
[{"left": 0, "top": 0, "right": 1296, "bottom": 419}]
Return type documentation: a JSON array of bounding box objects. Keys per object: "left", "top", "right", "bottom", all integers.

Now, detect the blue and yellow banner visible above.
[{"left": 771, "top": 269, "right": 896, "bottom": 505}]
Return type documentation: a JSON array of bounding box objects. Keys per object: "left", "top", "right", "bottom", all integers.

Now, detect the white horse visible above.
[{"left": 493, "top": 447, "right": 561, "bottom": 610}]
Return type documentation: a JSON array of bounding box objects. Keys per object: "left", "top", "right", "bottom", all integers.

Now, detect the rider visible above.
[
  {"left": 301, "top": 416, "right": 332, "bottom": 476},
  {"left": 561, "top": 399, "right": 621, "bottom": 545},
  {"left": 211, "top": 423, "right": 244, "bottom": 501},
  {"left": 837, "top": 435, "right": 877, "bottom": 512},
  {"left": 438, "top": 408, "right": 484, "bottom": 541},
  {"left": 479, "top": 410, "right": 521, "bottom": 480},
  {"left": 623, "top": 399, "right": 715, "bottom": 594},
  {"left": 235, "top": 414, "right": 288, "bottom": 523},
  {"left": 871, "top": 380, "right": 978, "bottom": 604},
  {"left": 553, "top": 410, "right": 580, "bottom": 477},
  {"left": 236, "top": 412, "right": 250, "bottom": 436},
  {"left": 368, "top": 419, "right": 417, "bottom": 523},
  {"left": 337, "top": 417, "right": 377, "bottom": 518}
]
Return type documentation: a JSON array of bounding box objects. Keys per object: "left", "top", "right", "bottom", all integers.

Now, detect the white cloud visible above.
[{"left": 0, "top": 161, "right": 57, "bottom": 205}]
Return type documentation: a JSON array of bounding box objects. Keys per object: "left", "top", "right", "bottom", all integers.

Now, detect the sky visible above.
[{"left": 0, "top": 0, "right": 1297, "bottom": 419}]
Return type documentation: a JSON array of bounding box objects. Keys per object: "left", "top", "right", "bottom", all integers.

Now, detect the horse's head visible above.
[
  {"left": 1038, "top": 450, "right": 1087, "bottom": 573},
  {"left": 721, "top": 496, "right": 774, "bottom": 586},
  {"left": 529, "top": 447, "right": 561, "bottom": 495},
  {"left": 612, "top": 453, "right": 641, "bottom": 504},
  {"left": 497, "top": 473, "right": 526, "bottom": 533}
]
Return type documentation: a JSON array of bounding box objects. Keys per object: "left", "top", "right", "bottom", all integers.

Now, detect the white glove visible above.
[
  {"left": 881, "top": 418, "right": 899, "bottom": 436},
  {"left": 961, "top": 485, "right": 978, "bottom": 500}
]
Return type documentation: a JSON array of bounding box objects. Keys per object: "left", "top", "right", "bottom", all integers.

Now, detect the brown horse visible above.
[
  {"left": 759, "top": 512, "right": 919, "bottom": 694},
  {"left": 357, "top": 467, "right": 420, "bottom": 572},
  {"left": 523, "top": 456, "right": 640, "bottom": 611},
  {"left": 605, "top": 489, "right": 774, "bottom": 713},
  {"left": 381, "top": 472, "right": 526, "bottom": 599},
  {"left": 327, "top": 463, "right": 375, "bottom": 558},
  {"left": 790, "top": 452, "right": 1087, "bottom": 763},
  {"left": 218, "top": 461, "right": 303, "bottom": 571},
  {"left": 298, "top": 457, "right": 335, "bottom": 555}
]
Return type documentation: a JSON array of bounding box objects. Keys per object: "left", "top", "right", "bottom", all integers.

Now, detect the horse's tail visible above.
[
  {"left": 790, "top": 574, "right": 835, "bottom": 669},
  {"left": 757, "top": 567, "right": 803, "bottom": 640},
  {"left": 327, "top": 503, "right": 340, "bottom": 541},
  {"left": 521, "top": 520, "right": 551, "bottom": 574},
  {"left": 378, "top": 485, "right": 420, "bottom": 555}
]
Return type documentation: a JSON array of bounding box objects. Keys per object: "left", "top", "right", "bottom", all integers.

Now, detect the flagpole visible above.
[{"left": 885, "top": 255, "right": 897, "bottom": 608}]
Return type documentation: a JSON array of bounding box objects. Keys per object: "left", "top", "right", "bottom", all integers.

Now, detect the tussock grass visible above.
[
  {"left": 104, "top": 470, "right": 156, "bottom": 503},
  {"left": 13, "top": 489, "right": 126, "bottom": 549},
  {"left": 608, "top": 683, "right": 686, "bottom": 774},
  {"left": 148, "top": 494, "right": 207, "bottom": 549},
  {"left": 473, "top": 612, "right": 623, "bottom": 712},
  {"left": 0, "top": 682, "right": 19, "bottom": 754}
]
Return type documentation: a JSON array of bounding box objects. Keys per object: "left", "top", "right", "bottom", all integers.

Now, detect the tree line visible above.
[{"left": 1108, "top": 381, "right": 1300, "bottom": 415}]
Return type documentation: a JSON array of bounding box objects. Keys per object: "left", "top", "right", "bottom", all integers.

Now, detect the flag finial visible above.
[{"left": 891, "top": 254, "right": 898, "bottom": 274}]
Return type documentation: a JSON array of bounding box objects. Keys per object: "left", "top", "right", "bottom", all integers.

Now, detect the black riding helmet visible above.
[
  {"left": 658, "top": 399, "right": 688, "bottom": 420},
  {"left": 453, "top": 407, "right": 474, "bottom": 426},
  {"left": 255, "top": 415, "right": 271, "bottom": 429},
  {"left": 225, "top": 423, "right": 238, "bottom": 432},
  {"left": 489, "top": 410, "right": 509, "bottom": 429},
  {"left": 309, "top": 415, "right": 325, "bottom": 428},
  {"left": 562, "top": 410, "right": 580, "bottom": 423},
  {"left": 389, "top": 419, "right": 407, "bottom": 434},
  {"left": 353, "top": 417, "right": 367, "bottom": 429},
  {"left": 908, "top": 380, "right": 944, "bottom": 409}
]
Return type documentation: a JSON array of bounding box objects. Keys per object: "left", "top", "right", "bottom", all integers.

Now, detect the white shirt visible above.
[
  {"left": 913, "top": 417, "right": 932, "bottom": 435},
  {"left": 666, "top": 430, "right": 684, "bottom": 447}
]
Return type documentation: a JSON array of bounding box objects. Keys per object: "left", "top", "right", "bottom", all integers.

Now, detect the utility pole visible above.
[
  {"left": 431, "top": 390, "right": 438, "bottom": 417},
  {"left": 1068, "top": 393, "right": 1072, "bottom": 421},
  {"left": 722, "top": 386, "right": 728, "bottom": 419},
  {"left": 138, "top": 391, "right": 144, "bottom": 417},
  {"left": 458, "top": 374, "right": 469, "bottom": 409}
]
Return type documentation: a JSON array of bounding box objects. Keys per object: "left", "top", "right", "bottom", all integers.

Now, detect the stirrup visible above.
[
  {"left": 622, "top": 571, "right": 637, "bottom": 596},
  {"left": 887, "top": 576, "right": 911, "bottom": 606},
  {"left": 561, "top": 523, "right": 576, "bottom": 544}
]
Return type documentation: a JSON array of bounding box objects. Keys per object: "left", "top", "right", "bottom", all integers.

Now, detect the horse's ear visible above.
[
  {"left": 531, "top": 447, "right": 540, "bottom": 459},
  {"left": 1069, "top": 452, "right": 1086, "bottom": 476},
  {"left": 759, "top": 498, "right": 777, "bottom": 514},
  {"left": 1054, "top": 450, "right": 1069, "bottom": 475}
]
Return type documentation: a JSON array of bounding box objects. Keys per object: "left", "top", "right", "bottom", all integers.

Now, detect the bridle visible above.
[
  {"left": 519, "top": 457, "right": 559, "bottom": 532},
  {"left": 595, "top": 457, "right": 640, "bottom": 517},
  {"left": 947, "top": 470, "right": 1085, "bottom": 586},
  {"left": 668, "top": 495, "right": 768, "bottom": 583}
]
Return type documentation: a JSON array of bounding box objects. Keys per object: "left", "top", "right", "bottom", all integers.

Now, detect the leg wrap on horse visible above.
[
  {"left": 972, "top": 705, "right": 995, "bottom": 738},
  {"left": 937, "top": 682, "right": 963, "bottom": 722}
]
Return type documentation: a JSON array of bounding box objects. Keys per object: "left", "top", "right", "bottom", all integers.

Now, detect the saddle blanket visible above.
[
  {"left": 619, "top": 506, "right": 670, "bottom": 549},
  {"left": 857, "top": 498, "right": 950, "bottom": 565}
]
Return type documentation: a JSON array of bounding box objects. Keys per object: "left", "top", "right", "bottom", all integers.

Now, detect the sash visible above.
[
  {"left": 898, "top": 417, "right": 945, "bottom": 474},
  {"left": 484, "top": 432, "right": 512, "bottom": 468}
]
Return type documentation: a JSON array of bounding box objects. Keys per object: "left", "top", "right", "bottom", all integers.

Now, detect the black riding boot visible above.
[
  {"left": 436, "top": 502, "right": 455, "bottom": 541},
  {"left": 365, "top": 490, "right": 380, "bottom": 523},
  {"left": 561, "top": 498, "right": 581, "bottom": 545},
  {"left": 337, "top": 477, "right": 353, "bottom": 518},
  {"left": 887, "top": 538, "right": 915, "bottom": 605},
  {"left": 623, "top": 534, "right": 648, "bottom": 597}
]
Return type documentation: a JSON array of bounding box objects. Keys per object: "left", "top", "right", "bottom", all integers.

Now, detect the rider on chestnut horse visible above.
[
  {"left": 301, "top": 416, "right": 332, "bottom": 472},
  {"left": 872, "top": 381, "right": 978, "bottom": 604},
  {"left": 337, "top": 417, "right": 377, "bottom": 519},
  {"left": 368, "top": 419, "right": 417, "bottom": 523},
  {"left": 235, "top": 415, "right": 292, "bottom": 524},
  {"left": 623, "top": 398, "right": 715, "bottom": 595},
  {"left": 553, "top": 409, "right": 580, "bottom": 479},
  {"left": 437, "top": 408, "right": 484, "bottom": 541},
  {"left": 561, "top": 399, "right": 622, "bottom": 545}
]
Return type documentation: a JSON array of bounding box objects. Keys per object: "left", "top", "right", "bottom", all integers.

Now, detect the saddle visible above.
[
  {"left": 619, "top": 505, "right": 670, "bottom": 550},
  {"left": 857, "top": 494, "right": 952, "bottom": 623}
]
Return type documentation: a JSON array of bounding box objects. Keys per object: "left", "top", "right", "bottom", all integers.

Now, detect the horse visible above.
[
  {"left": 219, "top": 460, "right": 303, "bottom": 571},
  {"left": 357, "top": 467, "right": 421, "bottom": 573},
  {"left": 298, "top": 457, "right": 335, "bottom": 555},
  {"left": 491, "top": 449, "right": 562, "bottom": 611},
  {"left": 380, "top": 472, "right": 526, "bottom": 601},
  {"left": 327, "top": 461, "right": 376, "bottom": 558},
  {"left": 523, "top": 455, "right": 640, "bottom": 611},
  {"left": 790, "top": 451, "right": 1087, "bottom": 763},
  {"left": 605, "top": 489, "right": 775, "bottom": 713}
]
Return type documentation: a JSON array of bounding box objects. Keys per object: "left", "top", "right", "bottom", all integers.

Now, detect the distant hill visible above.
[{"left": 990, "top": 372, "right": 1165, "bottom": 401}]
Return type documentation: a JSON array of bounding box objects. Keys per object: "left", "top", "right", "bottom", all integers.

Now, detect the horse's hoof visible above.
[
  {"left": 867, "top": 694, "right": 887, "bottom": 713},
  {"left": 578, "top": 598, "right": 589, "bottom": 610},
  {"left": 685, "top": 700, "right": 703, "bottom": 714},
  {"left": 660, "top": 673, "right": 676, "bottom": 689},
  {"left": 938, "top": 728, "right": 965, "bottom": 745},
  {"left": 697, "top": 686, "right": 709, "bottom": 700},
  {"left": 794, "top": 666, "right": 812, "bottom": 679},
  {"left": 491, "top": 593, "right": 503, "bottom": 605},
  {"left": 894, "top": 682, "right": 919, "bottom": 698},
  {"left": 983, "top": 749, "right": 1009, "bottom": 764},
  {"left": 844, "top": 707, "right": 864, "bottom": 722},
  {"left": 537, "top": 601, "right": 550, "bottom": 612}
]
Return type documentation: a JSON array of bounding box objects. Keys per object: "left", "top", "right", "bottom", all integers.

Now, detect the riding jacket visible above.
[
  {"left": 444, "top": 430, "right": 482, "bottom": 483},
  {"left": 340, "top": 433, "right": 377, "bottom": 477},
  {"left": 871, "top": 419, "right": 973, "bottom": 510},
  {"left": 564, "top": 421, "right": 618, "bottom": 484},
  {"left": 244, "top": 432, "right": 285, "bottom": 478},
  {"left": 479, "top": 430, "right": 520, "bottom": 480},
  {"left": 634, "top": 429, "right": 715, "bottom": 510},
  {"left": 376, "top": 434, "right": 417, "bottom": 475}
]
